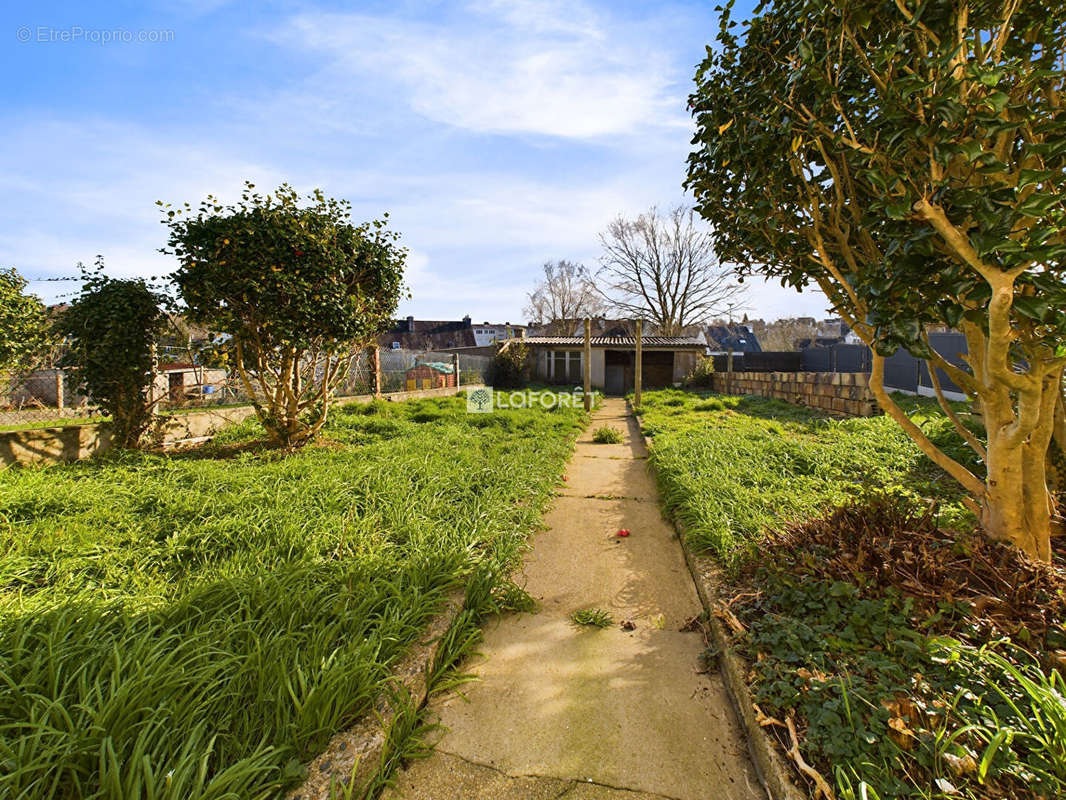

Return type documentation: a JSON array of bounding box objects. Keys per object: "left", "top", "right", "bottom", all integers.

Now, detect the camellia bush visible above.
[
  {"left": 57, "top": 260, "right": 166, "bottom": 448},
  {"left": 687, "top": 0, "right": 1066, "bottom": 560},
  {"left": 163, "top": 183, "right": 407, "bottom": 447}
]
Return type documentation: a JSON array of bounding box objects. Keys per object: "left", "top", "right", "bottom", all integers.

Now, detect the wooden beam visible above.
[
  {"left": 634, "top": 319, "right": 643, "bottom": 408},
  {"left": 584, "top": 318, "right": 592, "bottom": 412}
]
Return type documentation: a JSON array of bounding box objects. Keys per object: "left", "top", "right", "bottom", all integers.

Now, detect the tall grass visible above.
[
  {"left": 0, "top": 395, "right": 585, "bottom": 798},
  {"left": 637, "top": 389, "right": 975, "bottom": 558}
]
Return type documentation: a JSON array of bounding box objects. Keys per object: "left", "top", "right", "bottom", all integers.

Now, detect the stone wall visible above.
[
  {"left": 0, "top": 384, "right": 481, "bottom": 468},
  {"left": 711, "top": 371, "right": 878, "bottom": 417}
]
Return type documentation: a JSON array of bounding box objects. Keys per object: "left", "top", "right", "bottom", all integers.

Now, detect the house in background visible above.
[
  {"left": 705, "top": 323, "right": 761, "bottom": 354},
  {"left": 522, "top": 335, "right": 706, "bottom": 395},
  {"left": 379, "top": 316, "right": 525, "bottom": 351}
]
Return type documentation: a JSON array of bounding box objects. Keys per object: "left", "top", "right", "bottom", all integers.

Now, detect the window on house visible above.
[{"left": 549, "top": 350, "right": 583, "bottom": 383}]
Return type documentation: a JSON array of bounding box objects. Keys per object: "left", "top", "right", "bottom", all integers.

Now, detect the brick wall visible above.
[{"left": 711, "top": 371, "right": 879, "bottom": 417}]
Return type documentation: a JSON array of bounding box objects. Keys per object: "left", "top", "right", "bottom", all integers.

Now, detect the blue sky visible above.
[{"left": 2, "top": 0, "right": 828, "bottom": 323}]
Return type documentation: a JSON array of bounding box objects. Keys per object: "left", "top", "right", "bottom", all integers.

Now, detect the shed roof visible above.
[{"left": 522, "top": 336, "right": 705, "bottom": 349}]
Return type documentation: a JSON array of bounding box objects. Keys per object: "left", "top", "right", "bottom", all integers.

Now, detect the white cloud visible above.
[{"left": 271, "top": 2, "right": 684, "bottom": 139}]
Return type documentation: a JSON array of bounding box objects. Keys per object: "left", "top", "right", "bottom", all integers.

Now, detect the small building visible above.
[
  {"left": 404, "top": 361, "right": 456, "bottom": 391},
  {"left": 522, "top": 336, "right": 706, "bottom": 395},
  {"left": 153, "top": 363, "right": 228, "bottom": 404}
]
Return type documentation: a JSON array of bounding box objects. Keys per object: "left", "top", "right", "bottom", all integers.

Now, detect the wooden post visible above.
[
  {"left": 452, "top": 353, "right": 460, "bottom": 389},
  {"left": 55, "top": 370, "right": 65, "bottom": 413},
  {"left": 634, "top": 319, "right": 643, "bottom": 408},
  {"left": 583, "top": 317, "right": 592, "bottom": 412},
  {"left": 372, "top": 345, "right": 382, "bottom": 397}
]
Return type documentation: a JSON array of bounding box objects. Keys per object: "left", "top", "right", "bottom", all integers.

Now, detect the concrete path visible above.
[{"left": 385, "top": 398, "right": 764, "bottom": 800}]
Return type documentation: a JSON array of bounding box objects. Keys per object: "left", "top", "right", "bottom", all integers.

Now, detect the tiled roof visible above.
[{"left": 522, "top": 336, "right": 705, "bottom": 348}]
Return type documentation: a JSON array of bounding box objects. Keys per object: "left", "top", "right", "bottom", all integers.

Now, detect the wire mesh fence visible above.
[{"left": 1, "top": 348, "right": 492, "bottom": 431}]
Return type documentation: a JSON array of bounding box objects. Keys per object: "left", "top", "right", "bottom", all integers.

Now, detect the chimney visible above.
[
  {"left": 462, "top": 315, "right": 471, "bottom": 327},
  {"left": 406, "top": 315, "right": 415, "bottom": 332}
]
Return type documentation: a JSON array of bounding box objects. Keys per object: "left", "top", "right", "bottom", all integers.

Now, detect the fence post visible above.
[
  {"left": 634, "top": 319, "right": 643, "bottom": 408},
  {"left": 452, "top": 353, "right": 460, "bottom": 390},
  {"left": 55, "top": 370, "right": 65, "bottom": 413},
  {"left": 583, "top": 318, "right": 592, "bottom": 412},
  {"left": 372, "top": 345, "right": 382, "bottom": 397}
]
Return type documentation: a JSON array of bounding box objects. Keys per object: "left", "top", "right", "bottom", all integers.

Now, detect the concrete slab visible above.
[
  {"left": 385, "top": 751, "right": 568, "bottom": 800},
  {"left": 385, "top": 395, "right": 763, "bottom": 800},
  {"left": 524, "top": 496, "right": 696, "bottom": 626},
  {"left": 560, "top": 454, "right": 657, "bottom": 501},
  {"left": 433, "top": 618, "right": 760, "bottom": 800}
]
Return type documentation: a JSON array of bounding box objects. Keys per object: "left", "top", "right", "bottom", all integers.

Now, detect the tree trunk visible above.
[{"left": 983, "top": 436, "right": 1053, "bottom": 561}]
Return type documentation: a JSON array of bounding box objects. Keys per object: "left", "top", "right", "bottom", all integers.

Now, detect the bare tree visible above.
[
  {"left": 597, "top": 206, "right": 747, "bottom": 336},
  {"left": 750, "top": 318, "right": 821, "bottom": 351},
  {"left": 524, "top": 260, "right": 605, "bottom": 334}
]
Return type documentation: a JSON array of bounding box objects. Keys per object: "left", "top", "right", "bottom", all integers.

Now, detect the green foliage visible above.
[
  {"left": 162, "top": 182, "right": 407, "bottom": 446},
  {"left": 56, "top": 260, "right": 166, "bottom": 448},
  {"left": 592, "top": 425, "right": 623, "bottom": 444},
  {"left": 569, "top": 608, "right": 613, "bottom": 628},
  {"left": 682, "top": 356, "right": 716, "bottom": 389},
  {"left": 738, "top": 568, "right": 1064, "bottom": 799},
  {"left": 638, "top": 389, "right": 975, "bottom": 557},
  {"left": 0, "top": 394, "right": 585, "bottom": 798},
  {"left": 687, "top": 0, "right": 1066, "bottom": 355},
  {"left": 486, "top": 341, "right": 529, "bottom": 389},
  {"left": 0, "top": 266, "right": 50, "bottom": 374}
]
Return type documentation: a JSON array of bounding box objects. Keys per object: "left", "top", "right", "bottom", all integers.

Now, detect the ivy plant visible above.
[{"left": 56, "top": 259, "right": 166, "bottom": 448}]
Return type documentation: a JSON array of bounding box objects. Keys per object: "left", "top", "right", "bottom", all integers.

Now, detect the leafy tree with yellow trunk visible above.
[{"left": 687, "top": 0, "right": 1066, "bottom": 559}]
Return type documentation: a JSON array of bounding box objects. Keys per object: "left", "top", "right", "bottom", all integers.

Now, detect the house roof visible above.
[
  {"left": 378, "top": 319, "right": 477, "bottom": 349},
  {"left": 705, "top": 324, "right": 762, "bottom": 353},
  {"left": 523, "top": 336, "right": 705, "bottom": 349}
]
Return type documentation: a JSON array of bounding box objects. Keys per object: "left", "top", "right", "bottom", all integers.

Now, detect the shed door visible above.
[{"left": 605, "top": 365, "right": 625, "bottom": 395}]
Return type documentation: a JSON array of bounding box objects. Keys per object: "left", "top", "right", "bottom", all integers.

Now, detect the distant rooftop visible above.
[{"left": 522, "top": 336, "right": 705, "bottom": 349}]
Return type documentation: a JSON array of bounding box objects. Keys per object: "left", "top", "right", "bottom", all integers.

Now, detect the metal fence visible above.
[
  {"left": 0, "top": 348, "right": 493, "bottom": 431},
  {"left": 712, "top": 334, "right": 971, "bottom": 398}
]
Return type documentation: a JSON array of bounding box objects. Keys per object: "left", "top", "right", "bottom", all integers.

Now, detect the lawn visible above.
[
  {"left": 637, "top": 389, "right": 1065, "bottom": 800},
  {"left": 638, "top": 389, "right": 978, "bottom": 559},
  {"left": 0, "top": 394, "right": 585, "bottom": 799}
]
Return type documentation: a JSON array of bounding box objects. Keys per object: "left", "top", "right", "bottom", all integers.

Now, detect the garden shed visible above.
[{"left": 522, "top": 336, "right": 706, "bottom": 394}]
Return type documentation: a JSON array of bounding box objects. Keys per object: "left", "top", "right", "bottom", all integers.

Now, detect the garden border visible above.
[
  {"left": 286, "top": 588, "right": 467, "bottom": 800},
  {"left": 634, "top": 405, "right": 804, "bottom": 800}
]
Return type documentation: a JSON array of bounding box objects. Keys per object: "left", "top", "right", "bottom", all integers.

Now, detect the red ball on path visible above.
[{"left": 616, "top": 529, "right": 630, "bottom": 538}]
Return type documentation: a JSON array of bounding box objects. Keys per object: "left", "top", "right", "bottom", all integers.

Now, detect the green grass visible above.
[
  {"left": 637, "top": 388, "right": 977, "bottom": 558},
  {"left": 569, "top": 608, "right": 613, "bottom": 628},
  {"left": 591, "top": 425, "right": 623, "bottom": 444},
  {"left": 0, "top": 394, "right": 586, "bottom": 798}
]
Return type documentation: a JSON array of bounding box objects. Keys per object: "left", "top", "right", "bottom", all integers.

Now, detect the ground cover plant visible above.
[
  {"left": 0, "top": 393, "right": 585, "bottom": 799},
  {"left": 637, "top": 389, "right": 1065, "bottom": 799},
  {"left": 591, "top": 425, "right": 622, "bottom": 444}
]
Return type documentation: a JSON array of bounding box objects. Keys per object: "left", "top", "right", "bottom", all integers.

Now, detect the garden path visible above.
[{"left": 385, "top": 398, "right": 763, "bottom": 800}]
